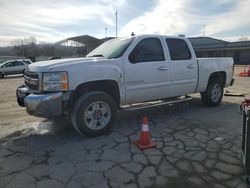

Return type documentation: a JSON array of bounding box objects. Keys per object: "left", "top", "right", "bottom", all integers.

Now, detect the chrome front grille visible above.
[{"left": 24, "top": 71, "right": 39, "bottom": 91}]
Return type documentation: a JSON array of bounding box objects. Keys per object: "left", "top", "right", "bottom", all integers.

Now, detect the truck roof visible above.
[{"left": 130, "top": 34, "right": 187, "bottom": 40}]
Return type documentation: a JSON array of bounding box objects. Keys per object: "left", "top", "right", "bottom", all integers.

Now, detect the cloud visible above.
[
  {"left": 0, "top": 0, "right": 125, "bottom": 44},
  {"left": 120, "top": 0, "right": 250, "bottom": 38},
  {"left": 205, "top": 0, "right": 250, "bottom": 36},
  {"left": 120, "top": 0, "right": 189, "bottom": 36},
  {"left": 0, "top": 0, "right": 249, "bottom": 46}
]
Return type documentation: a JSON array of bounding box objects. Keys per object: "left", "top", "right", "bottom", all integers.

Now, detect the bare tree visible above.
[
  {"left": 238, "top": 37, "right": 249, "bottom": 42},
  {"left": 10, "top": 37, "right": 38, "bottom": 58}
]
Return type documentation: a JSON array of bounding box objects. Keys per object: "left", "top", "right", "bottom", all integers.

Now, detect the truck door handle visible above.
[
  {"left": 187, "top": 64, "right": 195, "bottom": 69},
  {"left": 158, "top": 66, "right": 168, "bottom": 71}
]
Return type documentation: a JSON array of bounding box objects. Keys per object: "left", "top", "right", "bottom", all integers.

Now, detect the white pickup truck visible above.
[{"left": 16, "top": 34, "right": 234, "bottom": 136}]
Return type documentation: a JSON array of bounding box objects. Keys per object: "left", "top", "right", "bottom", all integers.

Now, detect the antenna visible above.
[
  {"left": 115, "top": 11, "right": 118, "bottom": 37},
  {"left": 203, "top": 25, "right": 206, "bottom": 37}
]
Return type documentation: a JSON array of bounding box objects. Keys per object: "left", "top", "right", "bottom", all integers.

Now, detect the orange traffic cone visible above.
[
  {"left": 239, "top": 71, "right": 247, "bottom": 77},
  {"left": 133, "top": 117, "right": 157, "bottom": 150}
]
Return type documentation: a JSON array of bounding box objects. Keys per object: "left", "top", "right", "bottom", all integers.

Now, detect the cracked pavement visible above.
[{"left": 0, "top": 66, "right": 250, "bottom": 188}]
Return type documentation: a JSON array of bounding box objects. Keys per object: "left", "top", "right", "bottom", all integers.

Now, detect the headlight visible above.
[{"left": 43, "top": 72, "right": 68, "bottom": 91}]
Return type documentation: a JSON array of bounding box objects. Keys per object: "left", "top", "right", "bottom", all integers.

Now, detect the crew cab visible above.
[{"left": 16, "top": 35, "right": 234, "bottom": 136}]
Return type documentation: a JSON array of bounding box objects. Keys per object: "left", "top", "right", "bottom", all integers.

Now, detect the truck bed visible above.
[{"left": 196, "top": 57, "right": 234, "bottom": 93}]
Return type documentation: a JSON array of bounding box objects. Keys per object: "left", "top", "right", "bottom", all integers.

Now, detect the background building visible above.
[
  {"left": 56, "top": 35, "right": 250, "bottom": 65},
  {"left": 55, "top": 35, "right": 114, "bottom": 57},
  {"left": 1, "top": 35, "right": 249, "bottom": 64},
  {"left": 189, "top": 37, "right": 250, "bottom": 65}
]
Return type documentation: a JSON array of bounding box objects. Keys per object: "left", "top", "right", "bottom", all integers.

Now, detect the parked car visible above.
[
  {"left": 16, "top": 34, "right": 234, "bottom": 137},
  {"left": 0, "top": 59, "right": 32, "bottom": 78}
]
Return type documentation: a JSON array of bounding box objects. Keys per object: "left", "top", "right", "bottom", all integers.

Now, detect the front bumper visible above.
[{"left": 16, "top": 85, "right": 63, "bottom": 118}]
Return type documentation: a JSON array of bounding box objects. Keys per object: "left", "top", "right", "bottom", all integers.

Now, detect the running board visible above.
[{"left": 121, "top": 95, "right": 192, "bottom": 111}]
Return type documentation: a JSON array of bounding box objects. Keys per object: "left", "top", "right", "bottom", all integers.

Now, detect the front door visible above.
[
  {"left": 124, "top": 37, "right": 171, "bottom": 104},
  {"left": 1, "top": 61, "right": 16, "bottom": 74}
]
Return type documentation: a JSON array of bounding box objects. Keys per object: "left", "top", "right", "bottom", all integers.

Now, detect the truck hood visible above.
[{"left": 27, "top": 57, "right": 106, "bottom": 72}]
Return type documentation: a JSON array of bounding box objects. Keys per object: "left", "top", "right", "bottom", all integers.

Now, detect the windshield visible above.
[{"left": 87, "top": 37, "right": 134, "bottom": 59}]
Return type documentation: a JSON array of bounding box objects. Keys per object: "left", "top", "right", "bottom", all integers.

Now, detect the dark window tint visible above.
[
  {"left": 129, "top": 38, "right": 165, "bottom": 63},
  {"left": 5, "top": 62, "right": 15, "bottom": 67},
  {"left": 166, "top": 39, "right": 191, "bottom": 60},
  {"left": 24, "top": 61, "right": 31, "bottom": 64},
  {"left": 15, "top": 61, "right": 24, "bottom": 66}
]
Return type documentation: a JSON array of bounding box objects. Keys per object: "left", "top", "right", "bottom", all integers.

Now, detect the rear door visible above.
[
  {"left": 124, "top": 37, "right": 171, "bottom": 104},
  {"left": 165, "top": 38, "right": 198, "bottom": 96},
  {"left": 14, "top": 61, "right": 25, "bottom": 74}
]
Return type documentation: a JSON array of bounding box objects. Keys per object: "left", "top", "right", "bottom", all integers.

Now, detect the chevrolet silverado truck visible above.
[{"left": 16, "top": 35, "right": 234, "bottom": 136}]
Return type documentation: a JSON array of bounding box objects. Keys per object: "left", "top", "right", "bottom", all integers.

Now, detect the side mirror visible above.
[
  {"left": 129, "top": 53, "right": 136, "bottom": 64},
  {"left": 129, "top": 49, "right": 141, "bottom": 64}
]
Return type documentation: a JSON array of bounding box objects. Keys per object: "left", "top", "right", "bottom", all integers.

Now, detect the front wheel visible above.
[
  {"left": 201, "top": 80, "right": 224, "bottom": 106},
  {"left": 70, "top": 91, "right": 117, "bottom": 137}
]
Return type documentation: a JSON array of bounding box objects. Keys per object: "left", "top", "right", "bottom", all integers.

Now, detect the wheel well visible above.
[
  {"left": 208, "top": 71, "right": 226, "bottom": 87},
  {"left": 70, "top": 80, "right": 120, "bottom": 106}
]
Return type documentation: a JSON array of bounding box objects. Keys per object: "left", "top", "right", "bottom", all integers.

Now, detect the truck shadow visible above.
[
  {"left": 0, "top": 97, "right": 245, "bottom": 188},
  {"left": 0, "top": 97, "right": 242, "bottom": 141}
]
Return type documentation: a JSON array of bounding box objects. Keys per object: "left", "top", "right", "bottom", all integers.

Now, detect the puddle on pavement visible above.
[{"left": 0, "top": 120, "right": 72, "bottom": 141}]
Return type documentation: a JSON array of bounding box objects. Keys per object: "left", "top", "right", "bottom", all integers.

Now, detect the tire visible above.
[
  {"left": 0, "top": 72, "right": 4, "bottom": 79},
  {"left": 70, "top": 91, "right": 117, "bottom": 137},
  {"left": 201, "top": 79, "right": 224, "bottom": 106}
]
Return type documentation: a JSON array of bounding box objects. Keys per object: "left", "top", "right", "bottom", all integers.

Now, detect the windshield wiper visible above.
[{"left": 88, "top": 54, "right": 104, "bottom": 57}]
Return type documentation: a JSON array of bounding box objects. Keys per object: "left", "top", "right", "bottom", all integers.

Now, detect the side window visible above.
[
  {"left": 15, "top": 61, "right": 24, "bottom": 66},
  {"left": 166, "top": 39, "right": 191, "bottom": 60},
  {"left": 5, "top": 62, "right": 15, "bottom": 67},
  {"left": 24, "top": 61, "right": 31, "bottom": 64},
  {"left": 129, "top": 38, "right": 165, "bottom": 63}
]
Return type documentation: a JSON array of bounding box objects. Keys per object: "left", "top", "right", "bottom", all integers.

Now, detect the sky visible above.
[{"left": 0, "top": 0, "right": 250, "bottom": 46}]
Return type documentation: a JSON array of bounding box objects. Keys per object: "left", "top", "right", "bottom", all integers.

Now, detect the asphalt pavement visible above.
[{"left": 0, "top": 66, "right": 249, "bottom": 188}]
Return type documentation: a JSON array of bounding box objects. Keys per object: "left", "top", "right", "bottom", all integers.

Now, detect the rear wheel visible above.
[
  {"left": 201, "top": 79, "right": 224, "bottom": 106},
  {"left": 0, "top": 72, "right": 4, "bottom": 79},
  {"left": 70, "top": 91, "right": 117, "bottom": 137}
]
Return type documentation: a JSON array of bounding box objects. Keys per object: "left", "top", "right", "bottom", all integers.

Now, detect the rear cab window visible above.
[{"left": 165, "top": 38, "right": 191, "bottom": 61}]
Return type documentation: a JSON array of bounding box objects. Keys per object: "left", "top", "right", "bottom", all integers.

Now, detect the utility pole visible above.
[
  {"left": 105, "top": 27, "right": 107, "bottom": 38},
  {"left": 21, "top": 39, "right": 25, "bottom": 57},
  {"left": 203, "top": 25, "right": 206, "bottom": 37},
  {"left": 115, "top": 11, "right": 118, "bottom": 37}
]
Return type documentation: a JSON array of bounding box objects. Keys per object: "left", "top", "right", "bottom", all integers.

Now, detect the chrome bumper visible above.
[{"left": 16, "top": 85, "right": 63, "bottom": 118}]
